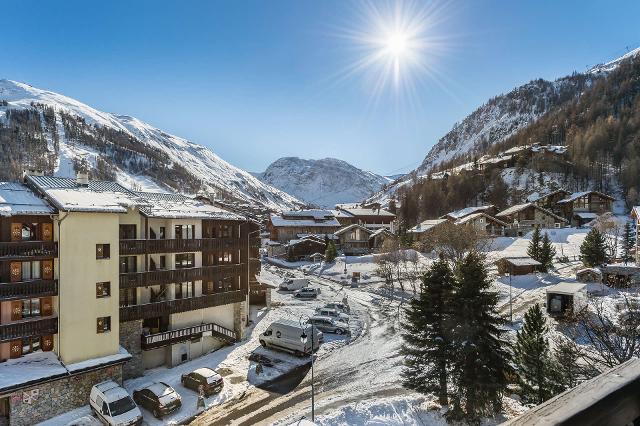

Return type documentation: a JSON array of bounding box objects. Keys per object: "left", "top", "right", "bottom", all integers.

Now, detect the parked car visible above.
[
  {"left": 89, "top": 380, "right": 143, "bottom": 426},
  {"left": 132, "top": 382, "right": 182, "bottom": 419},
  {"left": 259, "top": 319, "right": 322, "bottom": 356},
  {"left": 307, "top": 316, "right": 349, "bottom": 335},
  {"left": 180, "top": 368, "right": 224, "bottom": 396},
  {"left": 315, "top": 307, "right": 350, "bottom": 323},
  {"left": 294, "top": 287, "right": 320, "bottom": 299},
  {"left": 323, "top": 302, "right": 350, "bottom": 314},
  {"left": 279, "top": 278, "right": 309, "bottom": 291}
]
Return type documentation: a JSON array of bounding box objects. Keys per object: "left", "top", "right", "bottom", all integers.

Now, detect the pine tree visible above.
[
  {"left": 451, "top": 252, "right": 513, "bottom": 422},
  {"left": 514, "top": 304, "right": 557, "bottom": 404},
  {"left": 538, "top": 232, "right": 556, "bottom": 272},
  {"left": 401, "top": 257, "right": 456, "bottom": 405},
  {"left": 622, "top": 221, "right": 635, "bottom": 264},
  {"left": 551, "top": 337, "right": 594, "bottom": 391},
  {"left": 580, "top": 228, "right": 608, "bottom": 267},
  {"left": 324, "top": 240, "right": 337, "bottom": 262},
  {"left": 527, "top": 226, "right": 542, "bottom": 261}
]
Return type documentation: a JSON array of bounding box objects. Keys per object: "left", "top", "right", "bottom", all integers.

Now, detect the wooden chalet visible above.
[
  {"left": 268, "top": 210, "right": 340, "bottom": 243},
  {"left": 495, "top": 256, "right": 542, "bottom": 275},
  {"left": 556, "top": 191, "right": 614, "bottom": 226},
  {"left": 496, "top": 203, "right": 567, "bottom": 236},
  {"left": 441, "top": 205, "right": 497, "bottom": 221},
  {"left": 334, "top": 204, "right": 396, "bottom": 233},
  {"left": 286, "top": 236, "right": 326, "bottom": 261},
  {"left": 455, "top": 212, "right": 508, "bottom": 236},
  {"left": 529, "top": 189, "right": 571, "bottom": 212},
  {"left": 369, "top": 228, "right": 396, "bottom": 252},
  {"left": 407, "top": 219, "right": 448, "bottom": 242},
  {"left": 335, "top": 224, "right": 373, "bottom": 255}
]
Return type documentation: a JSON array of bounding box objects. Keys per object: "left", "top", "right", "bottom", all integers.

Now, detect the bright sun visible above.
[{"left": 385, "top": 33, "right": 409, "bottom": 58}]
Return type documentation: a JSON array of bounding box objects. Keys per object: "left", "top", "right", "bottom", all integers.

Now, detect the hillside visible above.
[
  {"left": 256, "top": 157, "right": 388, "bottom": 208},
  {"left": 0, "top": 79, "right": 302, "bottom": 211}
]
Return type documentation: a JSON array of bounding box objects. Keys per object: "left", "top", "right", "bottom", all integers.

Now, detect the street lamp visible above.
[{"left": 299, "top": 314, "right": 315, "bottom": 422}]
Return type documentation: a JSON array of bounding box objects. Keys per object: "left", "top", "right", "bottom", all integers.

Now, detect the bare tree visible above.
[
  {"left": 422, "top": 222, "right": 490, "bottom": 264},
  {"left": 593, "top": 213, "right": 622, "bottom": 260}
]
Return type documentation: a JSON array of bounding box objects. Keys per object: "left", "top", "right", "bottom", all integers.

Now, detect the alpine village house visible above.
[{"left": 0, "top": 173, "right": 259, "bottom": 426}]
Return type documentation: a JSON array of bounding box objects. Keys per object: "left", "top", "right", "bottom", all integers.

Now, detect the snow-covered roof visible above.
[
  {"left": 331, "top": 209, "right": 355, "bottom": 218},
  {"left": 288, "top": 237, "right": 326, "bottom": 247},
  {"left": 557, "top": 190, "right": 615, "bottom": 204},
  {"left": 527, "top": 189, "right": 570, "bottom": 203},
  {"left": 334, "top": 224, "right": 373, "bottom": 236},
  {"left": 496, "top": 202, "right": 566, "bottom": 222},
  {"left": 497, "top": 256, "right": 541, "bottom": 267},
  {"left": 0, "top": 182, "right": 54, "bottom": 216},
  {"left": 574, "top": 212, "right": 599, "bottom": 219},
  {"left": 338, "top": 207, "right": 396, "bottom": 218},
  {"left": 369, "top": 228, "right": 394, "bottom": 238},
  {"left": 270, "top": 211, "right": 340, "bottom": 228},
  {"left": 135, "top": 191, "right": 244, "bottom": 220},
  {"left": 407, "top": 219, "right": 448, "bottom": 233},
  {"left": 546, "top": 282, "right": 587, "bottom": 295},
  {"left": 601, "top": 264, "right": 640, "bottom": 275},
  {"left": 282, "top": 209, "right": 334, "bottom": 220},
  {"left": 26, "top": 175, "right": 140, "bottom": 213},
  {"left": 443, "top": 205, "right": 494, "bottom": 220},
  {"left": 455, "top": 212, "right": 508, "bottom": 226}
]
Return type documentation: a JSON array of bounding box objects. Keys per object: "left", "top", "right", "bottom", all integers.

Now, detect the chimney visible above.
[
  {"left": 76, "top": 171, "right": 89, "bottom": 187},
  {"left": 22, "top": 168, "right": 44, "bottom": 180}
]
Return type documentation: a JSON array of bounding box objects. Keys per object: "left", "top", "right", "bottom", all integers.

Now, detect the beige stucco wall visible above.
[{"left": 54, "top": 211, "right": 121, "bottom": 364}]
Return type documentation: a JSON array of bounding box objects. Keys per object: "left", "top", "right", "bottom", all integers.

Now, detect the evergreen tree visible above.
[
  {"left": 580, "top": 228, "right": 608, "bottom": 267},
  {"left": 538, "top": 232, "right": 556, "bottom": 272},
  {"left": 401, "top": 257, "right": 456, "bottom": 405},
  {"left": 551, "top": 337, "right": 594, "bottom": 391},
  {"left": 324, "top": 240, "right": 337, "bottom": 262},
  {"left": 622, "top": 221, "right": 635, "bottom": 264},
  {"left": 451, "top": 252, "right": 513, "bottom": 422},
  {"left": 527, "top": 226, "right": 542, "bottom": 261},
  {"left": 514, "top": 304, "right": 557, "bottom": 404}
]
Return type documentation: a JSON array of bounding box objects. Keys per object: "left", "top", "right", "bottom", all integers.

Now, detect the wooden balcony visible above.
[
  {"left": 119, "top": 238, "right": 242, "bottom": 255},
  {"left": 0, "top": 280, "right": 58, "bottom": 301},
  {"left": 120, "top": 290, "right": 245, "bottom": 322},
  {"left": 0, "top": 241, "right": 58, "bottom": 260},
  {"left": 0, "top": 317, "right": 58, "bottom": 343},
  {"left": 120, "top": 264, "right": 243, "bottom": 289},
  {"left": 142, "top": 322, "right": 237, "bottom": 350}
]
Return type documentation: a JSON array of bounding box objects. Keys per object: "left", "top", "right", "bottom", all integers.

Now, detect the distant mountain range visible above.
[
  {"left": 0, "top": 79, "right": 303, "bottom": 211},
  {"left": 255, "top": 157, "right": 390, "bottom": 208}
]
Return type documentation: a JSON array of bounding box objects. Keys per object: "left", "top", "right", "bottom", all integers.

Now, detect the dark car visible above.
[
  {"left": 180, "top": 367, "right": 224, "bottom": 397},
  {"left": 132, "top": 382, "right": 182, "bottom": 419},
  {"left": 294, "top": 287, "right": 320, "bottom": 299}
]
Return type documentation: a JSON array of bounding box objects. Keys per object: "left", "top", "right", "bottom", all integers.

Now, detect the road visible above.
[{"left": 191, "top": 269, "right": 409, "bottom": 425}]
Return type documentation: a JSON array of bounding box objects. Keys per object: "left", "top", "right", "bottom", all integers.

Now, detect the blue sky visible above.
[{"left": 3, "top": 1, "right": 639, "bottom": 175}]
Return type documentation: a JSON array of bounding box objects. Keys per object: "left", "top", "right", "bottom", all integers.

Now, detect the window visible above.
[
  {"left": 119, "top": 256, "right": 137, "bottom": 273},
  {"left": 175, "top": 253, "right": 195, "bottom": 269},
  {"left": 97, "top": 316, "right": 111, "bottom": 333},
  {"left": 21, "top": 223, "right": 37, "bottom": 241},
  {"left": 175, "top": 281, "right": 195, "bottom": 299},
  {"left": 22, "top": 298, "right": 41, "bottom": 318},
  {"left": 21, "top": 261, "right": 41, "bottom": 280},
  {"left": 159, "top": 255, "right": 166, "bottom": 269},
  {"left": 96, "top": 282, "right": 111, "bottom": 298},
  {"left": 120, "top": 288, "right": 137, "bottom": 307},
  {"left": 96, "top": 244, "right": 111, "bottom": 259},
  {"left": 159, "top": 227, "right": 165, "bottom": 239},
  {"left": 204, "top": 281, "right": 215, "bottom": 294},
  {"left": 221, "top": 224, "right": 231, "bottom": 238},
  {"left": 22, "top": 336, "right": 41, "bottom": 355},
  {"left": 175, "top": 225, "right": 194, "bottom": 239},
  {"left": 119, "top": 224, "right": 136, "bottom": 240},
  {"left": 218, "top": 251, "right": 233, "bottom": 264}
]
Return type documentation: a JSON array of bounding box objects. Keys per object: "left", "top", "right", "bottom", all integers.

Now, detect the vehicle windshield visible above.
[{"left": 108, "top": 396, "right": 137, "bottom": 416}]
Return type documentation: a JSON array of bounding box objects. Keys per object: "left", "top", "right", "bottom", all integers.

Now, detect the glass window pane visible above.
[
  {"left": 32, "top": 261, "right": 41, "bottom": 279},
  {"left": 22, "top": 262, "right": 31, "bottom": 280}
]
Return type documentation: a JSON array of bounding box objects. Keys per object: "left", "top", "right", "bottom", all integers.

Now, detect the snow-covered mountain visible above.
[
  {"left": 256, "top": 157, "right": 389, "bottom": 208},
  {"left": 0, "top": 79, "right": 302, "bottom": 211}
]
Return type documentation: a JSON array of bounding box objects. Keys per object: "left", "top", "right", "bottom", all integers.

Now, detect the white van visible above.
[
  {"left": 279, "top": 278, "right": 309, "bottom": 291},
  {"left": 259, "top": 319, "right": 322, "bottom": 356},
  {"left": 89, "top": 380, "right": 143, "bottom": 426}
]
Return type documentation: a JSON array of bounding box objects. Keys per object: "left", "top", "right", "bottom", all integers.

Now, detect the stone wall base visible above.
[
  {"left": 5, "top": 364, "right": 123, "bottom": 426},
  {"left": 119, "top": 319, "right": 144, "bottom": 379}
]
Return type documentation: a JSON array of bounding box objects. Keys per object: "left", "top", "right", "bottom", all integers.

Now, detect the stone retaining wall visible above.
[{"left": 119, "top": 319, "right": 144, "bottom": 379}]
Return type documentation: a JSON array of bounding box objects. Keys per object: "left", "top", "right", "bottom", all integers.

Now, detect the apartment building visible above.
[{"left": 0, "top": 175, "right": 259, "bottom": 426}]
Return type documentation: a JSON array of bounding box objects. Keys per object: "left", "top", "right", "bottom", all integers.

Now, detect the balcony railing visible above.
[
  {"left": 142, "top": 322, "right": 237, "bottom": 350},
  {"left": 0, "top": 317, "right": 58, "bottom": 343},
  {"left": 120, "top": 290, "right": 245, "bottom": 322},
  {"left": 0, "top": 241, "right": 58, "bottom": 260},
  {"left": 120, "top": 264, "right": 243, "bottom": 289},
  {"left": 0, "top": 280, "right": 58, "bottom": 301},
  {"left": 119, "top": 238, "right": 242, "bottom": 255}
]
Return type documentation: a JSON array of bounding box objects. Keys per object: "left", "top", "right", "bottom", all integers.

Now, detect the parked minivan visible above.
[
  {"left": 279, "top": 278, "right": 309, "bottom": 291},
  {"left": 315, "top": 307, "right": 350, "bottom": 323},
  {"left": 89, "top": 380, "right": 143, "bottom": 426},
  {"left": 259, "top": 319, "right": 322, "bottom": 356}
]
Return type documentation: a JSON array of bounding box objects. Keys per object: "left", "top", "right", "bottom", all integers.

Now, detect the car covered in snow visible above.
[
  {"left": 324, "top": 301, "right": 350, "bottom": 314},
  {"left": 132, "top": 382, "right": 182, "bottom": 419},
  {"left": 294, "top": 286, "right": 320, "bottom": 299},
  {"left": 180, "top": 367, "right": 224, "bottom": 396},
  {"left": 315, "top": 307, "right": 350, "bottom": 323},
  {"left": 307, "top": 315, "right": 349, "bottom": 335},
  {"left": 89, "top": 380, "right": 143, "bottom": 426}
]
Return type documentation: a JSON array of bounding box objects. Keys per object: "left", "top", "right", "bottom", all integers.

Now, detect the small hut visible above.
[
  {"left": 546, "top": 282, "right": 588, "bottom": 317},
  {"left": 601, "top": 265, "right": 640, "bottom": 288},
  {"left": 495, "top": 256, "right": 542, "bottom": 275},
  {"left": 576, "top": 268, "right": 602, "bottom": 283}
]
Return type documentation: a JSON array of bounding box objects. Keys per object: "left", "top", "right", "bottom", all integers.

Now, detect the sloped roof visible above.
[
  {"left": 455, "top": 212, "right": 508, "bottom": 226},
  {"left": 443, "top": 205, "right": 495, "bottom": 220},
  {"left": 370, "top": 228, "right": 395, "bottom": 238},
  {"left": 270, "top": 212, "right": 340, "bottom": 228},
  {"left": 338, "top": 207, "right": 396, "bottom": 218},
  {"left": 557, "top": 190, "right": 615, "bottom": 204},
  {"left": 546, "top": 282, "right": 587, "bottom": 295},
  {"left": 334, "top": 223, "right": 374, "bottom": 236},
  {"left": 281, "top": 209, "right": 334, "bottom": 220},
  {"left": 0, "top": 182, "right": 54, "bottom": 216},
  {"left": 496, "top": 202, "right": 567, "bottom": 222},
  {"left": 528, "top": 189, "right": 570, "bottom": 203},
  {"left": 408, "top": 219, "right": 448, "bottom": 233},
  {"left": 496, "top": 256, "right": 542, "bottom": 267},
  {"left": 135, "top": 191, "right": 243, "bottom": 220}
]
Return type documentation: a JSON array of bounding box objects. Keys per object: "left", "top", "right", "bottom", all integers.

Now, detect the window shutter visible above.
[
  {"left": 10, "top": 301, "right": 22, "bottom": 321},
  {"left": 42, "top": 335, "right": 54, "bottom": 351},
  {"left": 42, "top": 260, "right": 53, "bottom": 280},
  {"left": 10, "top": 223, "right": 22, "bottom": 242},
  {"left": 9, "top": 340, "right": 22, "bottom": 358},
  {"left": 42, "top": 223, "right": 53, "bottom": 241},
  {"left": 10, "top": 262, "right": 21, "bottom": 282},
  {"left": 41, "top": 297, "right": 53, "bottom": 316}
]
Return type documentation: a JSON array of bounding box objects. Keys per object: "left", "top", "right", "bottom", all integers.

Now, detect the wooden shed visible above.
[
  {"left": 601, "top": 264, "right": 640, "bottom": 288},
  {"left": 546, "top": 282, "right": 588, "bottom": 317},
  {"left": 576, "top": 268, "right": 602, "bottom": 283},
  {"left": 495, "top": 256, "right": 542, "bottom": 275}
]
